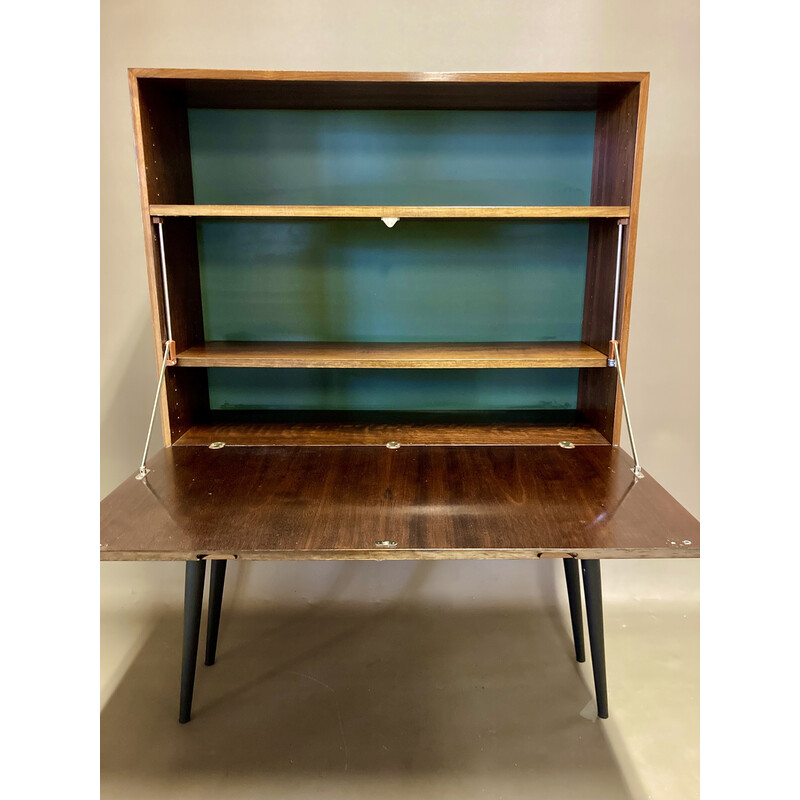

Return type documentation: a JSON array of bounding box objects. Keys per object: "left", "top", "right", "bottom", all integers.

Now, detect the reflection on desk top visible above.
[{"left": 100, "top": 445, "right": 698, "bottom": 561}]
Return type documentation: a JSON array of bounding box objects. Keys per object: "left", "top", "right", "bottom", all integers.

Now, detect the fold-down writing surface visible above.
[{"left": 101, "top": 445, "right": 698, "bottom": 561}]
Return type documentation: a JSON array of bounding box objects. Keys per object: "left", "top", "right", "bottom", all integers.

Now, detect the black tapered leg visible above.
[
  {"left": 205, "top": 560, "right": 227, "bottom": 666},
  {"left": 563, "top": 559, "right": 586, "bottom": 662},
  {"left": 581, "top": 559, "right": 608, "bottom": 719},
  {"left": 179, "top": 560, "right": 206, "bottom": 724}
]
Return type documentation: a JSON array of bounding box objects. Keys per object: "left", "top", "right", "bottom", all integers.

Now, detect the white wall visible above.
[{"left": 101, "top": 0, "right": 699, "bottom": 610}]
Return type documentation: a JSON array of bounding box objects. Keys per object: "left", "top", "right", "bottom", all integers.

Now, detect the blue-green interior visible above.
[
  {"left": 208, "top": 369, "right": 579, "bottom": 412},
  {"left": 188, "top": 109, "right": 595, "bottom": 206},
  {"left": 187, "top": 109, "right": 596, "bottom": 413}
]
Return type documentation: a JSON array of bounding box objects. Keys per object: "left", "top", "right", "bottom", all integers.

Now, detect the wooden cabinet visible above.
[
  {"left": 128, "top": 70, "right": 648, "bottom": 449},
  {"left": 101, "top": 70, "right": 698, "bottom": 722},
  {"left": 105, "top": 69, "right": 697, "bottom": 558}
]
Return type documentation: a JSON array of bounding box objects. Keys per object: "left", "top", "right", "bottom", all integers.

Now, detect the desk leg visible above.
[
  {"left": 205, "top": 560, "right": 227, "bottom": 666},
  {"left": 563, "top": 558, "right": 586, "bottom": 662},
  {"left": 581, "top": 559, "right": 608, "bottom": 719},
  {"left": 179, "top": 560, "right": 206, "bottom": 724}
]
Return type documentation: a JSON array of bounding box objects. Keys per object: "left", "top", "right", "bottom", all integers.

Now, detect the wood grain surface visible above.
[
  {"left": 130, "top": 69, "right": 649, "bottom": 83},
  {"left": 173, "top": 418, "right": 609, "bottom": 447},
  {"left": 130, "top": 70, "right": 645, "bottom": 112},
  {"left": 578, "top": 79, "right": 649, "bottom": 444},
  {"left": 175, "top": 341, "right": 608, "bottom": 369},
  {"left": 130, "top": 76, "right": 207, "bottom": 444},
  {"left": 149, "top": 205, "right": 631, "bottom": 219},
  {"left": 101, "top": 445, "right": 698, "bottom": 561}
]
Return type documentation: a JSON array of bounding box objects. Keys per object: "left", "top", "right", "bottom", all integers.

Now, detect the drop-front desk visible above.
[{"left": 101, "top": 69, "right": 699, "bottom": 724}]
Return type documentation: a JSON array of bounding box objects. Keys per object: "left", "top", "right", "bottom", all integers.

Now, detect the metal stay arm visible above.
[
  {"left": 135, "top": 218, "right": 176, "bottom": 480},
  {"left": 608, "top": 218, "right": 644, "bottom": 480}
]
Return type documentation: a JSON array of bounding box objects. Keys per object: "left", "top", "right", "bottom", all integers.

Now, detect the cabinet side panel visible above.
[
  {"left": 578, "top": 221, "right": 619, "bottom": 442},
  {"left": 163, "top": 219, "right": 209, "bottom": 439},
  {"left": 130, "top": 73, "right": 206, "bottom": 444},
  {"left": 615, "top": 77, "right": 650, "bottom": 444},
  {"left": 163, "top": 219, "right": 205, "bottom": 352},
  {"left": 136, "top": 79, "right": 194, "bottom": 204},
  {"left": 578, "top": 82, "right": 645, "bottom": 443}
]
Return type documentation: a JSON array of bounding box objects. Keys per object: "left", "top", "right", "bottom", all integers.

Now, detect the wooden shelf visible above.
[
  {"left": 150, "top": 204, "right": 630, "bottom": 219},
  {"left": 173, "top": 419, "right": 610, "bottom": 447},
  {"left": 100, "top": 444, "right": 699, "bottom": 561},
  {"left": 175, "top": 341, "right": 609, "bottom": 369}
]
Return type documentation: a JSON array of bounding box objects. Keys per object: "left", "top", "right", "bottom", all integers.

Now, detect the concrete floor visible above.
[{"left": 100, "top": 593, "right": 698, "bottom": 799}]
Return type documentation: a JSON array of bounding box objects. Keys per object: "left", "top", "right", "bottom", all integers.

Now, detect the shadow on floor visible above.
[{"left": 101, "top": 605, "right": 632, "bottom": 800}]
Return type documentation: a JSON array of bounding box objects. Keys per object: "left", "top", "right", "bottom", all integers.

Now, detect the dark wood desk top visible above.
[{"left": 100, "top": 445, "right": 698, "bottom": 561}]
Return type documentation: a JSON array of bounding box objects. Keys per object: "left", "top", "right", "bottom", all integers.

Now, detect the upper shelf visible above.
[
  {"left": 175, "top": 341, "right": 609, "bottom": 369},
  {"left": 149, "top": 205, "right": 630, "bottom": 219}
]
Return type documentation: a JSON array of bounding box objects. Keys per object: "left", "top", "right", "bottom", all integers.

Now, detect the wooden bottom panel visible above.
[
  {"left": 101, "top": 445, "right": 699, "bottom": 561},
  {"left": 174, "top": 420, "right": 609, "bottom": 447}
]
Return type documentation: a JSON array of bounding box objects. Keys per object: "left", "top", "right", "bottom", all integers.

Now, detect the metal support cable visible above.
[
  {"left": 156, "top": 220, "right": 173, "bottom": 342},
  {"left": 612, "top": 340, "right": 644, "bottom": 479},
  {"left": 610, "top": 222, "right": 624, "bottom": 344},
  {"left": 135, "top": 221, "right": 175, "bottom": 480},
  {"left": 136, "top": 342, "right": 170, "bottom": 480}
]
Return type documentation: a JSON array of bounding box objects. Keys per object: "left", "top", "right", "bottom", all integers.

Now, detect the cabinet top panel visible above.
[
  {"left": 129, "top": 69, "right": 649, "bottom": 82},
  {"left": 129, "top": 69, "right": 648, "bottom": 111}
]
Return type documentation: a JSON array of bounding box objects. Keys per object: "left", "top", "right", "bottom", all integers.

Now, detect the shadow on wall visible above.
[
  {"left": 223, "top": 558, "right": 561, "bottom": 610},
  {"left": 100, "top": 317, "right": 162, "bottom": 497},
  {"left": 101, "top": 605, "right": 631, "bottom": 800}
]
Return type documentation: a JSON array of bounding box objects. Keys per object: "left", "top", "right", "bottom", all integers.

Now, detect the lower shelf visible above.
[
  {"left": 100, "top": 444, "right": 700, "bottom": 561},
  {"left": 172, "top": 411, "right": 609, "bottom": 447},
  {"left": 175, "top": 341, "right": 609, "bottom": 369},
  {"left": 175, "top": 422, "right": 607, "bottom": 447}
]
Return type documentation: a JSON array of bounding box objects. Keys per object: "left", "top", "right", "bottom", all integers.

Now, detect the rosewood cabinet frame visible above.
[
  {"left": 103, "top": 69, "right": 697, "bottom": 724},
  {"left": 127, "top": 69, "right": 648, "bottom": 449}
]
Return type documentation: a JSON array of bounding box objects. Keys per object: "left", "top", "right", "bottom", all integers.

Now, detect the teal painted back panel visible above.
[
  {"left": 187, "top": 109, "right": 596, "bottom": 205},
  {"left": 198, "top": 219, "right": 588, "bottom": 343},
  {"left": 207, "top": 368, "right": 579, "bottom": 412},
  {"left": 191, "top": 109, "right": 594, "bottom": 413}
]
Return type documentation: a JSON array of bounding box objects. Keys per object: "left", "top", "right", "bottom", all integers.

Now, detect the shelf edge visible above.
[
  {"left": 150, "top": 204, "right": 631, "bottom": 219},
  {"left": 174, "top": 342, "right": 610, "bottom": 369}
]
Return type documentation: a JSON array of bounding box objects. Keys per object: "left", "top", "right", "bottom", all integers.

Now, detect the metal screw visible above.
[
  {"left": 375, "top": 540, "right": 398, "bottom": 547},
  {"left": 558, "top": 441, "right": 575, "bottom": 449},
  {"left": 386, "top": 441, "right": 401, "bottom": 449},
  {"left": 209, "top": 442, "right": 225, "bottom": 450}
]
